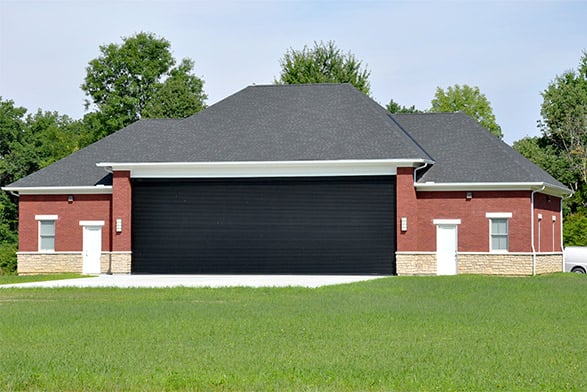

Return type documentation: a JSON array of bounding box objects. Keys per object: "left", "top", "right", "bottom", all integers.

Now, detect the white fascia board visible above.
[
  {"left": 97, "top": 159, "right": 434, "bottom": 178},
  {"left": 2, "top": 186, "right": 113, "bottom": 195},
  {"left": 414, "top": 182, "right": 571, "bottom": 198}
]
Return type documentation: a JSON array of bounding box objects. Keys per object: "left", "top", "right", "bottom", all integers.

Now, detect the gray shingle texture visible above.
[
  {"left": 6, "top": 84, "right": 567, "bottom": 192},
  {"left": 392, "top": 112, "right": 566, "bottom": 188}
]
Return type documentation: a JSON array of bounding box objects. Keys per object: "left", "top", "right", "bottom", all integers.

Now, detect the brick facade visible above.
[
  {"left": 15, "top": 167, "right": 564, "bottom": 276},
  {"left": 18, "top": 194, "right": 112, "bottom": 252},
  {"left": 395, "top": 168, "right": 563, "bottom": 276},
  {"left": 112, "top": 171, "right": 132, "bottom": 252}
]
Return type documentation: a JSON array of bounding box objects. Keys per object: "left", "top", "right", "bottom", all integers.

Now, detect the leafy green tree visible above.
[
  {"left": 386, "top": 99, "right": 422, "bottom": 114},
  {"left": 277, "top": 41, "right": 371, "bottom": 95},
  {"left": 0, "top": 98, "right": 27, "bottom": 158},
  {"left": 81, "top": 32, "right": 207, "bottom": 135},
  {"left": 513, "top": 136, "right": 577, "bottom": 190},
  {"left": 539, "top": 50, "right": 587, "bottom": 184},
  {"left": 0, "top": 102, "right": 93, "bottom": 273},
  {"left": 514, "top": 136, "right": 585, "bottom": 223},
  {"left": 430, "top": 84, "right": 503, "bottom": 138},
  {"left": 563, "top": 212, "right": 587, "bottom": 246},
  {"left": 1, "top": 111, "right": 92, "bottom": 185},
  {"left": 143, "top": 59, "right": 206, "bottom": 119}
]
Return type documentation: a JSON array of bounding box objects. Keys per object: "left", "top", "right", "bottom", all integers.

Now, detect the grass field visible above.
[
  {"left": 1, "top": 274, "right": 586, "bottom": 391},
  {"left": 0, "top": 274, "right": 86, "bottom": 285}
]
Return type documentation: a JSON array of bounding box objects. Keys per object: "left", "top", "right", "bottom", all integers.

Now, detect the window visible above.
[
  {"left": 486, "top": 213, "right": 512, "bottom": 252},
  {"left": 490, "top": 219, "right": 509, "bottom": 251},
  {"left": 36, "top": 215, "right": 57, "bottom": 252}
]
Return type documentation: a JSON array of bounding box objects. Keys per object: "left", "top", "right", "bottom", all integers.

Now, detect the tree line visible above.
[{"left": 0, "top": 33, "right": 585, "bottom": 273}]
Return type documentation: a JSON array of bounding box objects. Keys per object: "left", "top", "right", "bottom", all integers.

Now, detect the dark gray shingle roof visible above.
[
  {"left": 5, "top": 84, "right": 569, "bottom": 194},
  {"left": 7, "top": 119, "right": 179, "bottom": 187},
  {"left": 392, "top": 112, "right": 566, "bottom": 188}
]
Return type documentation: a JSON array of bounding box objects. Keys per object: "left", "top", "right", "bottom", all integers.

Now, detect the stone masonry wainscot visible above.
[
  {"left": 396, "top": 252, "right": 563, "bottom": 276},
  {"left": 17, "top": 252, "right": 131, "bottom": 275}
]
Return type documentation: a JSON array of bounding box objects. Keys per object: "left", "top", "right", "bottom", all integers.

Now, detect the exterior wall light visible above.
[{"left": 400, "top": 217, "right": 408, "bottom": 232}]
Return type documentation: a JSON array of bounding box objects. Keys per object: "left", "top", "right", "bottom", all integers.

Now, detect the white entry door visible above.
[
  {"left": 436, "top": 224, "right": 458, "bottom": 275},
  {"left": 82, "top": 225, "right": 102, "bottom": 274}
]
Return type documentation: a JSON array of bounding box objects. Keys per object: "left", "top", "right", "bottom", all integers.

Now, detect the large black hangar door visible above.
[{"left": 131, "top": 176, "right": 396, "bottom": 274}]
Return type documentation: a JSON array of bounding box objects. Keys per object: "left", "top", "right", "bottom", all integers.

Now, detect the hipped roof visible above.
[{"left": 6, "top": 83, "right": 568, "bottom": 195}]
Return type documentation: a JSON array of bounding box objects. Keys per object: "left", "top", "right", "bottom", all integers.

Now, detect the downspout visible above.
[
  {"left": 560, "top": 192, "right": 574, "bottom": 270},
  {"left": 8, "top": 190, "right": 20, "bottom": 198},
  {"left": 103, "top": 166, "right": 114, "bottom": 274},
  {"left": 413, "top": 162, "right": 429, "bottom": 184},
  {"left": 531, "top": 185, "right": 545, "bottom": 276}
]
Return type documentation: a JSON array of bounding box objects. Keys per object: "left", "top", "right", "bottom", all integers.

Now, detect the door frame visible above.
[
  {"left": 433, "top": 219, "right": 461, "bottom": 275},
  {"left": 79, "top": 220, "right": 104, "bottom": 274}
]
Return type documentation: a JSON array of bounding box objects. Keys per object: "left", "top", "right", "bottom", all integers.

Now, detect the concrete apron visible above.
[{"left": 4, "top": 274, "right": 387, "bottom": 288}]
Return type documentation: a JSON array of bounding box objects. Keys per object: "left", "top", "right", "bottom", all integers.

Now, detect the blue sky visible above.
[{"left": 0, "top": 0, "right": 585, "bottom": 145}]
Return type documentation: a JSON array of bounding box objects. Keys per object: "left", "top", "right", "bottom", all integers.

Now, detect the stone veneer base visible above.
[
  {"left": 396, "top": 252, "right": 563, "bottom": 276},
  {"left": 17, "top": 252, "right": 131, "bottom": 275}
]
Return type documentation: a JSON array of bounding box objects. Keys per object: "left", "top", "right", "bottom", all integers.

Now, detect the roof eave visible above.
[
  {"left": 414, "top": 182, "right": 571, "bottom": 198},
  {"left": 97, "top": 159, "right": 435, "bottom": 178},
  {"left": 1, "top": 186, "right": 113, "bottom": 195}
]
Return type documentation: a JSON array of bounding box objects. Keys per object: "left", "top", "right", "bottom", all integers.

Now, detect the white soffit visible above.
[
  {"left": 415, "top": 182, "right": 570, "bottom": 198},
  {"left": 2, "top": 186, "right": 113, "bottom": 195},
  {"left": 97, "top": 159, "right": 433, "bottom": 178}
]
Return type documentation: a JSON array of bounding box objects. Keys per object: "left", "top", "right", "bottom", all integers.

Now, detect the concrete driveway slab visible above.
[{"left": 3, "top": 274, "right": 386, "bottom": 288}]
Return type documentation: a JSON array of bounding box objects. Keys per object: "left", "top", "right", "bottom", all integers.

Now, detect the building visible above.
[{"left": 3, "top": 84, "right": 571, "bottom": 275}]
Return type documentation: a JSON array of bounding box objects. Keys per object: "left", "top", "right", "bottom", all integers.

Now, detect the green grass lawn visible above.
[
  {"left": 1, "top": 274, "right": 586, "bottom": 391},
  {"left": 0, "top": 273, "right": 86, "bottom": 285}
]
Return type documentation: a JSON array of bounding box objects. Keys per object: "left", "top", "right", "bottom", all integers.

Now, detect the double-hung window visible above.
[
  {"left": 486, "top": 213, "right": 512, "bottom": 252},
  {"left": 36, "top": 215, "right": 57, "bottom": 252}
]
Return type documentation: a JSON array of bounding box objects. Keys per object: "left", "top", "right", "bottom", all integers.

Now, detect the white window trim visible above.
[
  {"left": 433, "top": 219, "right": 461, "bottom": 225},
  {"left": 35, "top": 215, "right": 58, "bottom": 221},
  {"left": 487, "top": 213, "right": 511, "bottom": 253},
  {"left": 37, "top": 218, "right": 57, "bottom": 253},
  {"left": 79, "top": 220, "right": 105, "bottom": 227},
  {"left": 485, "top": 212, "right": 512, "bottom": 219}
]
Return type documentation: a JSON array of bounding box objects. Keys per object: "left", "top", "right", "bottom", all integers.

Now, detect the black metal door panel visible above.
[{"left": 131, "top": 176, "right": 396, "bottom": 274}]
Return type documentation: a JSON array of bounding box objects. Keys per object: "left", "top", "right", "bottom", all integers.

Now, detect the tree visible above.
[
  {"left": 0, "top": 98, "right": 27, "bottom": 158},
  {"left": 0, "top": 101, "right": 94, "bottom": 273},
  {"left": 430, "top": 84, "right": 503, "bottom": 138},
  {"left": 276, "top": 41, "right": 371, "bottom": 95},
  {"left": 514, "top": 135, "right": 586, "bottom": 221},
  {"left": 513, "top": 136, "right": 577, "bottom": 190},
  {"left": 539, "top": 51, "right": 587, "bottom": 184},
  {"left": 386, "top": 99, "right": 422, "bottom": 114},
  {"left": 81, "top": 32, "right": 206, "bottom": 135},
  {"left": 143, "top": 59, "right": 206, "bottom": 119}
]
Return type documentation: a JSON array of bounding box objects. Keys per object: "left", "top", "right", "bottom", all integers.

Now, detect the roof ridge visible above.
[
  {"left": 341, "top": 87, "right": 434, "bottom": 161},
  {"left": 388, "top": 114, "right": 435, "bottom": 163},
  {"left": 249, "top": 83, "right": 352, "bottom": 88}
]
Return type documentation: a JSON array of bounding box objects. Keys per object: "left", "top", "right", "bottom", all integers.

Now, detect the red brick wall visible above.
[
  {"left": 414, "top": 190, "right": 532, "bottom": 252},
  {"left": 18, "top": 194, "right": 111, "bottom": 252},
  {"left": 396, "top": 168, "right": 562, "bottom": 253},
  {"left": 396, "top": 167, "right": 419, "bottom": 251},
  {"left": 112, "top": 171, "right": 132, "bottom": 251},
  {"left": 533, "top": 192, "right": 562, "bottom": 252}
]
